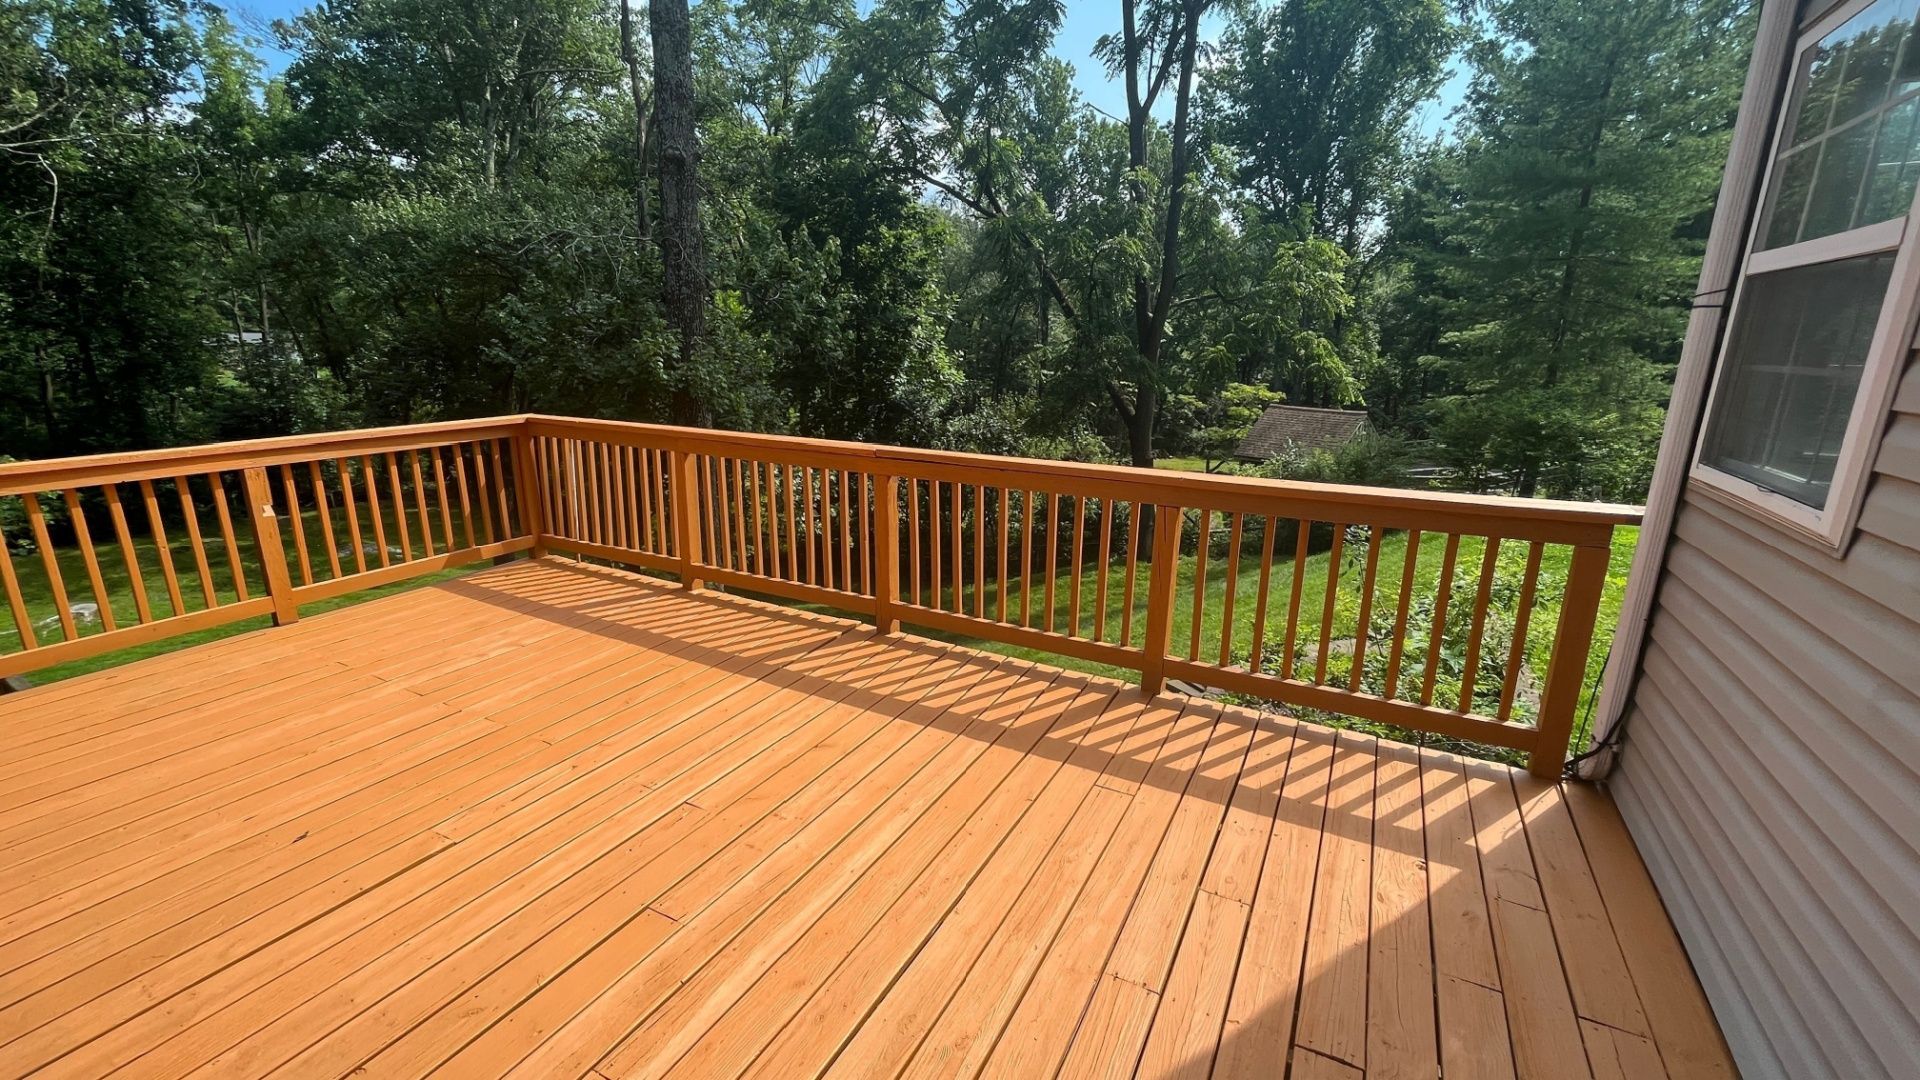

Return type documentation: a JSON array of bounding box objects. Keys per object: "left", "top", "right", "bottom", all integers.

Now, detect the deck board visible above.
[{"left": 0, "top": 558, "right": 1735, "bottom": 1079}]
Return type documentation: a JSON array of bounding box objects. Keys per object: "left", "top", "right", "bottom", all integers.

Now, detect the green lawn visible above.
[{"left": 1, "top": 491, "right": 497, "bottom": 684}]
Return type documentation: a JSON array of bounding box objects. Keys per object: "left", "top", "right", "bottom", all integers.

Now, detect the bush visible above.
[{"left": 1253, "top": 431, "right": 1415, "bottom": 489}]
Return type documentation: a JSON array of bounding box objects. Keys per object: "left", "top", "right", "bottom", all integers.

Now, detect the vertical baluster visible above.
[
  {"left": 277, "top": 466, "right": 312, "bottom": 586},
  {"left": 783, "top": 464, "right": 799, "bottom": 580},
  {"left": 651, "top": 449, "right": 670, "bottom": 554},
  {"left": 1529, "top": 541, "right": 1612, "bottom": 776},
  {"left": 1381, "top": 532, "right": 1423, "bottom": 700},
  {"left": 1280, "top": 522, "right": 1310, "bottom": 678},
  {"left": 337, "top": 459, "right": 368, "bottom": 574},
  {"left": 532, "top": 439, "right": 555, "bottom": 538},
  {"left": 510, "top": 436, "right": 542, "bottom": 545},
  {"left": 1347, "top": 526, "right": 1384, "bottom": 691},
  {"left": 859, "top": 472, "right": 872, "bottom": 594},
  {"left": 875, "top": 474, "right": 900, "bottom": 630},
  {"left": 626, "top": 448, "right": 643, "bottom": 552},
  {"left": 104, "top": 485, "right": 153, "bottom": 623},
  {"left": 972, "top": 484, "right": 986, "bottom": 618},
  {"left": 306, "top": 461, "right": 342, "bottom": 581},
  {"left": 718, "top": 459, "right": 736, "bottom": 572},
  {"left": 949, "top": 481, "right": 962, "bottom": 614},
  {"left": 1497, "top": 542, "right": 1545, "bottom": 722},
  {"left": 1419, "top": 534, "right": 1463, "bottom": 706},
  {"left": 359, "top": 456, "right": 391, "bottom": 566},
  {"left": 1187, "top": 509, "right": 1209, "bottom": 660},
  {"left": 1140, "top": 503, "right": 1182, "bottom": 696},
  {"left": 1068, "top": 496, "right": 1083, "bottom": 637},
  {"left": 138, "top": 481, "right": 186, "bottom": 616},
  {"left": 1043, "top": 492, "right": 1059, "bottom": 633},
  {"left": 1314, "top": 524, "right": 1346, "bottom": 683},
  {"left": 996, "top": 487, "right": 1011, "bottom": 623},
  {"left": 209, "top": 475, "right": 250, "bottom": 601},
  {"left": 1457, "top": 538, "right": 1503, "bottom": 713},
  {"left": 173, "top": 476, "right": 217, "bottom": 607},
  {"left": 431, "top": 448, "right": 456, "bottom": 551},
  {"left": 384, "top": 453, "right": 413, "bottom": 560},
  {"left": 750, "top": 462, "right": 768, "bottom": 575},
  {"left": 735, "top": 460, "right": 750, "bottom": 572},
  {"left": 1219, "top": 513, "right": 1244, "bottom": 667},
  {"left": 1021, "top": 490, "right": 1037, "bottom": 629},
  {"left": 451, "top": 448, "right": 477, "bottom": 550},
  {"left": 1247, "top": 516, "right": 1278, "bottom": 672},
  {"left": 22, "top": 493, "right": 75, "bottom": 639},
  {"left": 63, "top": 490, "right": 117, "bottom": 632},
  {"left": 909, "top": 479, "right": 922, "bottom": 606},
  {"left": 921, "top": 478, "right": 936, "bottom": 607},
  {"left": 470, "top": 447, "right": 498, "bottom": 546},
  {"left": 840, "top": 470, "right": 855, "bottom": 591},
  {"left": 1121, "top": 502, "right": 1140, "bottom": 647},
  {"left": 409, "top": 451, "right": 436, "bottom": 557},
  {"left": 0, "top": 512, "right": 36, "bottom": 649},
  {"left": 802, "top": 467, "right": 817, "bottom": 586},
  {"left": 1094, "top": 500, "right": 1113, "bottom": 642}
]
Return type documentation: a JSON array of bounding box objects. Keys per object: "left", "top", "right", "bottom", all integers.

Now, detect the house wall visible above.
[{"left": 1610, "top": 338, "right": 1920, "bottom": 1079}]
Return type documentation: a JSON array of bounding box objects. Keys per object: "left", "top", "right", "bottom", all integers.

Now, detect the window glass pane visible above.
[
  {"left": 1762, "top": 0, "right": 1920, "bottom": 248},
  {"left": 1701, "top": 252, "right": 1895, "bottom": 508}
]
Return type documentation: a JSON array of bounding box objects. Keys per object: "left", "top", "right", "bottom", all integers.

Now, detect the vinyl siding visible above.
[{"left": 1611, "top": 349, "right": 1920, "bottom": 1080}]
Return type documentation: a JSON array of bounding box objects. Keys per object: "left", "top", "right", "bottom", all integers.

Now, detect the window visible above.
[{"left": 1696, "top": 0, "right": 1920, "bottom": 545}]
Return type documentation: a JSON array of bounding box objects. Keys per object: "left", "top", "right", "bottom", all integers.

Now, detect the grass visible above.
[{"left": 2, "top": 491, "right": 500, "bottom": 685}]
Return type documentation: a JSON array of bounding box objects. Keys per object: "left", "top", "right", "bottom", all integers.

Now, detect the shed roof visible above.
[{"left": 1234, "top": 404, "right": 1370, "bottom": 461}]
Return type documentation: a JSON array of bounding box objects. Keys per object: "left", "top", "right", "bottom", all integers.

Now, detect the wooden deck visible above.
[{"left": 0, "top": 558, "right": 1733, "bottom": 1080}]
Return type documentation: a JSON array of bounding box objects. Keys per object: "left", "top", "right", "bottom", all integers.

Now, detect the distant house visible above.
[{"left": 1232, "top": 404, "right": 1369, "bottom": 463}]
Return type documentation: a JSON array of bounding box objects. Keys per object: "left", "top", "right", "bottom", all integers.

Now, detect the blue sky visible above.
[{"left": 226, "top": 0, "right": 1467, "bottom": 138}]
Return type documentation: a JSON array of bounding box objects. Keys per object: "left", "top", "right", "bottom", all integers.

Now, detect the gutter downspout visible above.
[{"left": 1579, "top": 0, "right": 1803, "bottom": 779}]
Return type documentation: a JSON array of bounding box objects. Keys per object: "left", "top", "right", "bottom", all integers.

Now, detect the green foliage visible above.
[{"left": 1255, "top": 431, "right": 1417, "bottom": 490}]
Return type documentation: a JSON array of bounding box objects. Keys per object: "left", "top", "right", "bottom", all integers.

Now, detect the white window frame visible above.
[{"left": 1691, "top": 0, "right": 1920, "bottom": 551}]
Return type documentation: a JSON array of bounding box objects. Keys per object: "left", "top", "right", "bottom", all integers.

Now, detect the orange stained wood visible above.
[{"left": 0, "top": 558, "right": 1729, "bottom": 1080}]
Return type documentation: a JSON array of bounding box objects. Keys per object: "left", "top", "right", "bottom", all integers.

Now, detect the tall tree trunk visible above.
[
  {"left": 651, "top": 0, "right": 707, "bottom": 424},
  {"left": 619, "top": 0, "right": 652, "bottom": 241}
]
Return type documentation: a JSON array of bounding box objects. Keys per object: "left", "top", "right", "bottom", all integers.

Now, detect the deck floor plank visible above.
[{"left": 0, "top": 558, "right": 1733, "bottom": 1080}]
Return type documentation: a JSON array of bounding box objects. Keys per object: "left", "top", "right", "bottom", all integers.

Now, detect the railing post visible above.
[
  {"left": 672, "top": 449, "right": 704, "bottom": 590},
  {"left": 874, "top": 473, "right": 901, "bottom": 634},
  {"left": 241, "top": 467, "right": 300, "bottom": 627},
  {"left": 1140, "top": 503, "right": 1182, "bottom": 697},
  {"left": 512, "top": 432, "right": 547, "bottom": 558},
  {"left": 1528, "top": 539, "right": 1612, "bottom": 778}
]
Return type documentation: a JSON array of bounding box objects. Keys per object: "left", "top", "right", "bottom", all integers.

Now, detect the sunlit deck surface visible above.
[{"left": 0, "top": 558, "right": 1733, "bottom": 1080}]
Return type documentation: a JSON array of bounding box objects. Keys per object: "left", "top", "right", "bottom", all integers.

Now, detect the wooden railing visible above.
[{"left": 0, "top": 415, "right": 1638, "bottom": 776}]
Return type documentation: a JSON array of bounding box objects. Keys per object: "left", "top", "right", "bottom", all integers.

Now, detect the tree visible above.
[
  {"left": 651, "top": 0, "right": 708, "bottom": 423},
  {"left": 1408, "top": 0, "right": 1750, "bottom": 499}
]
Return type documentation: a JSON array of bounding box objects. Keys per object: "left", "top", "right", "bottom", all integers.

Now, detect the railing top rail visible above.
[
  {"left": 0, "top": 417, "right": 523, "bottom": 496},
  {"left": 526, "top": 415, "right": 1645, "bottom": 532}
]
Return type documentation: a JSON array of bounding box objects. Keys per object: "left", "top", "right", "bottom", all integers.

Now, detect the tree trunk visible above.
[
  {"left": 619, "top": 0, "right": 652, "bottom": 241},
  {"left": 651, "top": 0, "right": 707, "bottom": 424}
]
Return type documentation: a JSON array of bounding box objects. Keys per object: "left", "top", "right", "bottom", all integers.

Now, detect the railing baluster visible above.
[
  {"left": 309, "top": 462, "right": 342, "bottom": 580},
  {"left": 1188, "top": 509, "right": 1210, "bottom": 661},
  {"left": 973, "top": 483, "right": 986, "bottom": 619},
  {"left": 1420, "top": 534, "right": 1462, "bottom": 706},
  {"left": 928, "top": 481, "right": 942, "bottom": 607},
  {"left": 1348, "top": 525, "right": 1383, "bottom": 692},
  {"left": 876, "top": 474, "right": 901, "bottom": 632},
  {"left": 1043, "top": 492, "right": 1058, "bottom": 633},
  {"left": 22, "top": 493, "right": 74, "bottom": 640},
  {"left": 139, "top": 479, "right": 186, "bottom": 617},
  {"left": 1498, "top": 542, "right": 1545, "bottom": 722},
  {"left": 1247, "top": 515, "right": 1278, "bottom": 673},
  {"left": 0, "top": 514, "right": 36, "bottom": 649},
  {"left": 1280, "top": 522, "right": 1310, "bottom": 679},
  {"left": 909, "top": 479, "right": 922, "bottom": 607},
  {"left": 452, "top": 448, "right": 477, "bottom": 550},
  {"left": 431, "top": 448, "right": 456, "bottom": 551},
  {"left": 1068, "top": 496, "right": 1083, "bottom": 637},
  {"left": 64, "top": 490, "right": 117, "bottom": 632},
  {"left": 1457, "top": 538, "right": 1502, "bottom": 713},
  {"left": 1314, "top": 524, "right": 1346, "bottom": 684},
  {"left": 859, "top": 472, "right": 872, "bottom": 595},
  {"left": 242, "top": 467, "right": 298, "bottom": 625},
  {"left": 1094, "top": 500, "right": 1113, "bottom": 643},
  {"left": 673, "top": 450, "right": 703, "bottom": 589},
  {"left": 997, "top": 487, "right": 1011, "bottom": 624},
  {"left": 104, "top": 485, "right": 152, "bottom": 624},
  {"left": 803, "top": 467, "right": 818, "bottom": 587},
  {"left": 736, "top": 460, "right": 751, "bottom": 573},
  {"left": 1120, "top": 501, "right": 1139, "bottom": 648},
  {"left": 949, "top": 482, "right": 962, "bottom": 614},
  {"left": 360, "top": 457, "right": 391, "bottom": 567},
  {"left": 337, "top": 459, "right": 368, "bottom": 574},
  {"left": 279, "top": 466, "right": 313, "bottom": 587},
  {"left": 1220, "top": 513, "right": 1243, "bottom": 667},
  {"left": 385, "top": 453, "right": 413, "bottom": 561},
  {"left": 841, "top": 470, "right": 855, "bottom": 591},
  {"left": 173, "top": 477, "right": 217, "bottom": 608},
  {"left": 470, "top": 448, "right": 497, "bottom": 547},
  {"left": 209, "top": 476, "right": 250, "bottom": 602},
  {"left": 1382, "top": 531, "right": 1423, "bottom": 700},
  {"left": 407, "top": 451, "right": 434, "bottom": 557}
]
